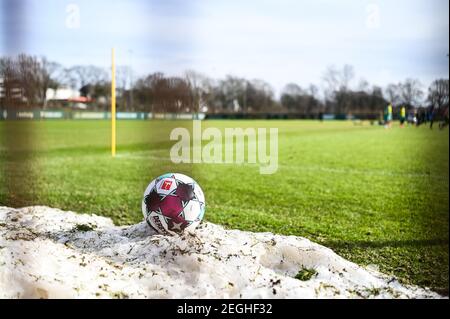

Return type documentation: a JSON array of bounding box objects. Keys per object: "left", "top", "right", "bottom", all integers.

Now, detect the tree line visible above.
[{"left": 1, "top": 54, "right": 448, "bottom": 116}]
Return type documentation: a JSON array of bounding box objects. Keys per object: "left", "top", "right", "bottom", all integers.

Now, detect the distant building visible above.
[
  {"left": 46, "top": 87, "right": 79, "bottom": 101},
  {"left": 0, "top": 76, "right": 27, "bottom": 106},
  {"left": 46, "top": 87, "right": 92, "bottom": 109}
]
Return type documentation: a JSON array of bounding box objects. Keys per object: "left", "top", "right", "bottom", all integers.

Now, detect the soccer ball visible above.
[{"left": 142, "top": 173, "right": 206, "bottom": 235}]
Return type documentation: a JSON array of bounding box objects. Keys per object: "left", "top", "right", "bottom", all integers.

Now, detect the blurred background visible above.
[{"left": 1, "top": 0, "right": 448, "bottom": 118}]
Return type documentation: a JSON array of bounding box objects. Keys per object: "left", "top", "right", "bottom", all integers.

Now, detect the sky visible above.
[{"left": 1, "top": 0, "right": 449, "bottom": 96}]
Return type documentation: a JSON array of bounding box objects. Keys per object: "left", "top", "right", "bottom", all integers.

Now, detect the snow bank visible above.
[{"left": 0, "top": 206, "right": 442, "bottom": 299}]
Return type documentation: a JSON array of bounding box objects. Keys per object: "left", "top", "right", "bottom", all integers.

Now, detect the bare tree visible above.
[
  {"left": 68, "top": 65, "right": 108, "bottom": 89},
  {"left": 428, "top": 79, "right": 449, "bottom": 110},
  {"left": 1, "top": 54, "right": 61, "bottom": 108},
  {"left": 384, "top": 83, "right": 401, "bottom": 105},
  {"left": 281, "top": 83, "right": 321, "bottom": 114},
  {"left": 133, "top": 72, "right": 193, "bottom": 113},
  {"left": 16, "top": 54, "right": 44, "bottom": 106},
  {"left": 116, "top": 65, "right": 131, "bottom": 110},
  {"left": 322, "top": 65, "right": 340, "bottom": 100},
  {"left": 0, "top": 56, "right": 24, "bottom": 108},
  {"left": 358, "top": 78, "right": 370, "bottom": 92},
  {"left": 116, "top": 66, "right": 131, "bottom": 90},
  {"left": 218, "top": 75, "right": 247, "bottom": 111},
  {"left": 283, "top": 83, "right": 303, "bottom": 96},
  {"left": 245, "top": 79, "right": 274, "bottom": 112},
  {"left": 309, "top": 84, "right": 319, "bottom": 98},
  {"left": 322, "top": 64, "right": 355, "bottom": 104},
  {"left": 340, "top": 64, "right": 355, "bottom": 92},
  {"left": 39, "top": 57, "right": 63, "bottom": 108},
  {"left": 399, "top": 79, "right": 423, "bottom": 107},
  {"left": 185, "top": 70, "right": 208, "bottom": 113}
]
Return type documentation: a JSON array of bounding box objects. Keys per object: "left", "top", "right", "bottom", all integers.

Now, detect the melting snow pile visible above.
[{"left": 0, "top": 206, "right": 442, "bottom": 299}]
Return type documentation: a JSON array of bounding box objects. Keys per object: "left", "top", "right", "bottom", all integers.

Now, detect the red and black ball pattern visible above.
[{"left": 144, "top": 177, "right": 199, "bottom": 232}]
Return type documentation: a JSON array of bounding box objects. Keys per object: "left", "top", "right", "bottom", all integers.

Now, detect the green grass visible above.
[
  {"left": 0, "top": 119, "right": 448, "bottom": 294},
  {"left": 295, "top": 268, "right": 318, "bottom": 281}
]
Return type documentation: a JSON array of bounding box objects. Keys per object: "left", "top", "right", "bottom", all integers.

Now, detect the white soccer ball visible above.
[{"left": 142, "top": 173, "right": 206, "bottom": 235}]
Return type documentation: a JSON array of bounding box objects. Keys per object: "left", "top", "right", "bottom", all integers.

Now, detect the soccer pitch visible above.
[{"left": 0, "top": 120, "right": 448, "bottom": 294}]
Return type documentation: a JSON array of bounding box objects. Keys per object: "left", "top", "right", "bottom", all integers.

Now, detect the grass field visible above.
[{"left": 0, "top": 119, "right": 448, "bottom": 294}]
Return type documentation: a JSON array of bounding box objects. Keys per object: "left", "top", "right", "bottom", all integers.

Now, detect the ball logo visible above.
[{"left": 161, "top": 180, "right": 172, "bottom": 190}]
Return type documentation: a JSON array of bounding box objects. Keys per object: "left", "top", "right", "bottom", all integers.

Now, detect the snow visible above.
[{"left": 0, "top": 206, "right": 443, "bottom": 299}]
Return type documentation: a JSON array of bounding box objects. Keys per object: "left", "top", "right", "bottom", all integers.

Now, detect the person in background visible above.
[
  {"left": 429, "top": 105, "right": 436, "bottom": 129},
  {"left": 421, "top": 109, "right": 427, "bottom": 125},
  {"left": 399, "top": 105, "right": 406, "bottom": 128},
  {"left": 416, "top": 108, "right": 426, "bottom": 127},
  {"left": 384, "top": 103, "right": 393, "bottom": 129}
]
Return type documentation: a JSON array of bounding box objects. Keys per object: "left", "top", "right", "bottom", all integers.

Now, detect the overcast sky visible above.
[{"left": 1, "top": 0, "right": 449, "bottom": 95}]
